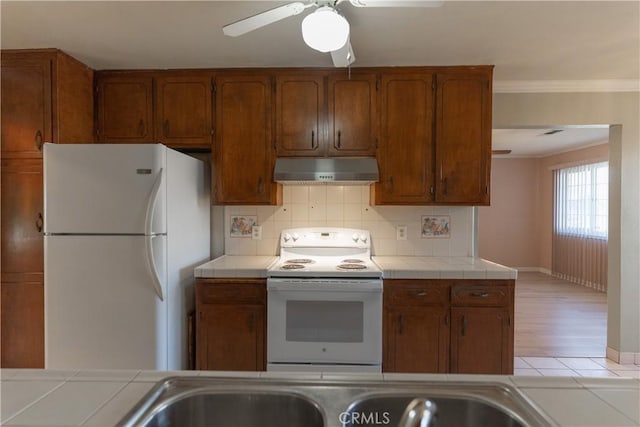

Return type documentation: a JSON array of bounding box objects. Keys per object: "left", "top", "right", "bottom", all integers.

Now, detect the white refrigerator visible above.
[{"left": 43, "top": 143, "right": 210, "bottom": 370}]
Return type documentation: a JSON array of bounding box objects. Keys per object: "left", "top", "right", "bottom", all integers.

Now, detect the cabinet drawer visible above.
[
  {"left": 451, "top": 285, "right": 508, "bottom": 306},
  {"left": 385, "top": 281, "right": 449, "bottom": 306},
  {"left": 196, "top": 280, "right": 266, "bottom": 305}
]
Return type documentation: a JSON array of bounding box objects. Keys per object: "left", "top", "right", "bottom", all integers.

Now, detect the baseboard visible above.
[
  {"left": 516, "top": 267, "right": 553, "bottom": 275},
  {"left": 607, "top": 347, "right": 640, "bottom": 365}
]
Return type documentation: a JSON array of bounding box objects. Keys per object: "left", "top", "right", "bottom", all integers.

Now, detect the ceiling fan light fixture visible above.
[{"left": 301, "top": 6, "right": 350, "bottom": 53}]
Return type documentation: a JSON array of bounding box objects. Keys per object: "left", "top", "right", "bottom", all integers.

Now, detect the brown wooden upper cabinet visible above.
[
  {"left": 212, "top": 74, "right": 281, "bottom": 205},
  {"left": 96, "top": 74, "right": 154, "bottom": 143},
  {"left": 96, "top": 72, "right": 213, "bottom": 149},
  {"left": 327, "top": 73, "right": 377, "bottom": 156},
  {"left": 275, "top": 71, "right": 377, "bottom": 157},
  {"left": 372, "top": 66, "right": 492, "bottom": 206},
  {"left": 275, "top": 73, "right": 325, "bottom": 156},
  {"left": 1, "top": 49, "right": 94, "bottom": 157},
  {"left": 435, "top": 70, "right": 492, "bottom": 205},
  {"left": 155, "top": 74, "right": 213, "bottom": 148},
  {"left": 373, "top": 72, "right": 436, "bottom": 205}
]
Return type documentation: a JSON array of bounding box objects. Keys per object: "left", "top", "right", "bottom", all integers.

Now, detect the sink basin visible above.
[
  {"left": 343, "top": 394, "right": 527, "bottom": 427},
  {"left": 118, "top": 380, "right": 324, "bottom": 427},
  {"left": 118, "top": 377, "right": 556, "bottom": 427}
]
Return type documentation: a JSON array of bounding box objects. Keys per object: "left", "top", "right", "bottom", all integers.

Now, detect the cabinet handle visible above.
[
  {"left": 311, "top": 130, "right": 316, "bottom": 149},
  {"left": 410, "top": 291, "right": 427, "bottom": 297},
  {"left": 35, "top": 212, "right": 43, "bottom": 233},
  {"left": 398, "top": 314, "right": 404, "bottom": 335},
  {"left": 138, "top": 119, "right": 145, "bottom": 136},
  {"left": 257, "top": 177, "right": 265, "bottom": 194},
  {"left": 440, "top": 161, "right": 447, "bottom": 195},
  {"left": 35, "top": 130, "right": 43, "bottom": 151},
  {"left": 163, "top": 119, "right": 170, "bottom": 135},
  {"left": 461, "top": 315, "right": 467, "bottom": 336},
  {"left": 336, "top": 130, "right": 341, "bottom": 148},
  {"left": 470, "top": 292, "right": 490, "bottom": 298},
  {"left": 387, "top": 176, "right": 394, "bottom": 193}
]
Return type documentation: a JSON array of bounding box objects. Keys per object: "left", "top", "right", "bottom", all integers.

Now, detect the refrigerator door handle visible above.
[
  {"left": 145, "top": 235, "right": 164, "bottom": 301},
  {"left": 145, "top": 168, "right": 165, "bottom": 301}
]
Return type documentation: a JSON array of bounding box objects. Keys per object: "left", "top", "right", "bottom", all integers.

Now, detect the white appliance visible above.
[
  {"left": 267, "top": 228, "right": 382, "bottom": 372},
  {"left": 43, "top": 143, "right": 210, "bottom": 370}
]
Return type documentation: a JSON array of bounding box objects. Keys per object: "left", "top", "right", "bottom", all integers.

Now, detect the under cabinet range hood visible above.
[{"left": 274, "top": 157, "right": 379, "bottom": 185}]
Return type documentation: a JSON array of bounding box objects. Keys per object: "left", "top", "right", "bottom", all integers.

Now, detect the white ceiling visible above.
[
  {"left": 492, "top": 127, "right": 610, "bottom": 158},
  {"left": 0, "top": 1, "right": 635, "bottom": 156}
]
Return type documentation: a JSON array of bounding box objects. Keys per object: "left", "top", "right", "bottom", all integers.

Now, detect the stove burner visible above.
[
  {"left": 285, "top": 259, "right": 315, "bottom": 264},
  {"left": 337, "top": 263, "right": 368, "bottom": 270},
  {"left": 341, "top": 259, "right": 364, "bottom": 264},
  {"left": 281, "top": 264, "right": 306, "bottom": 270}
]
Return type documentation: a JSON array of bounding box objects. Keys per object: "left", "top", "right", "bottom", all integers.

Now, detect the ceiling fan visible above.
[{"left": 223, "top": 0, "right": 445, "bottom": 67}]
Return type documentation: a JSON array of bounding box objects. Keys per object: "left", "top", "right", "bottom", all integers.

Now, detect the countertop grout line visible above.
[
  {"left": 78, "top": 380, "right": 133, "bottom": 427},
  {"left": 2, "top": 379, "right": 68, "bottom": 425},
  {"left": 583, "top": 386, "right": 639, "bottom": 425}
]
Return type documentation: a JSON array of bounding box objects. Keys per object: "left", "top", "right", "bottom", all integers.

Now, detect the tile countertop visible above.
[
  {"left": 1, "top": 370, "right": 638, "bottom": 426},
  {"left": 194, "top": 255, "right": 517, "bottom": 280},
  {"left": 194, "top": 255, "right": 278, "bottom": 278},
  {"left": 372, "top": 256, "right": 518, "bottom": 280}
]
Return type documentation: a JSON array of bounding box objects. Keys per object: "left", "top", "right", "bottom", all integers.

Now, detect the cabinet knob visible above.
[
  {"left": 257, "top": 177, "right": 265, "bottom": 194},
  {"left": 34, "top": 130, "right": 43, "bottom": 151},
  {"left": 35, "top": 212, "right": 43, "bottom": 233}
]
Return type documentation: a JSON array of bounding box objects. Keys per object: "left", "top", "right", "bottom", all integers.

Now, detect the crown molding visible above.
[{"left": 493, "top": 79, "right": 640, "bottom": 93}]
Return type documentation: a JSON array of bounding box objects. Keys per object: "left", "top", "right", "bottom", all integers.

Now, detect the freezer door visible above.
[
  {"left": 45, "top": 235, "right": 168, "bottom": 370},
  {"left": 43, "top": 144, "right": 166, "bottom": 234}
]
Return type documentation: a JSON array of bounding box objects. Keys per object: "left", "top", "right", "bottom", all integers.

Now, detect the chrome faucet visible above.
[{"left": 398, "top": 398, "right": 438, "bottom": 427}]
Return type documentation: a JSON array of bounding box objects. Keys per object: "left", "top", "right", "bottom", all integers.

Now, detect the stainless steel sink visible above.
[{"left": 117, "top": 377, "right": 557, "bottom": 427}]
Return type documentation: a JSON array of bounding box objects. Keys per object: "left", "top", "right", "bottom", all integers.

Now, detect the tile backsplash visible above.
[{"left": 223, "top": 185, "right": 474, "bottom": 257}]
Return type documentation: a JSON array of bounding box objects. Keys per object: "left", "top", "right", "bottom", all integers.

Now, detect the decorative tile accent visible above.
[
  {"left": 230, "top": 215, "right": 256, "bottom": 238},
  {"left": 421, "top": 215, "right": 451, "bottom": 238}
]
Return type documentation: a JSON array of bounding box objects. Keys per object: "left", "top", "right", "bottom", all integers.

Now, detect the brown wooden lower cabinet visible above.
[
  {"left": 1, "top": 280, "right": 44, "bottom": 368},
  {"left": 195, "top": 278, "right": 266, "bottom": 371},
  {"left": 383, "top": 279, "right": 514, "bottom": 375}
]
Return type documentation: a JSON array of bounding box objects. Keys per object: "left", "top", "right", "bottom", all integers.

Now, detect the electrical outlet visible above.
[
  {"left": 396, "top": 225, "right": 407, "bottom": 241},
  {"left": 252, "top": 225, "right": 262, "bottom": 240}
]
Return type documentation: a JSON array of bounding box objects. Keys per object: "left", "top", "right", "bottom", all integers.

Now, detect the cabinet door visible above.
[
  {"left": 1, "top": 159, "right": 43, "bottom": 279},
  {"left": 435, "top": 71, "right": 492, "bottom": 205},
  {"left": 327, "top": 73, "right": 377, "bottom": 156},
  {"left": 156, "top": 75, "right": 213, "bottom": 148},
  {"left": 275, "top": 74, "right": 324, "bottom": 156},
  {"left": 197, "top": 304, "right": 265, "bottom": 371},
  {"left": 1, "top": 57, "right": 52, "bottom": 158},
  {"left": 213, "top": 75, "right": 280, "bottom": 205},
  {"left": 2, "top": 157, "right": 44, "bottom": 368},
  {"left": 384, "top": 307, "right": 449, "bottom": 373},
  {"left": 96, "top": 75, "right": 154, "bottom": 143},
  {"left": 450, "top": 307, "right": 511, "bottom": 374},
  {"left": 1, "top": 280, "right": 44, "bottom": 368},
  {"left": 374, "top": 73, "right": 435, "bottom": 204}
]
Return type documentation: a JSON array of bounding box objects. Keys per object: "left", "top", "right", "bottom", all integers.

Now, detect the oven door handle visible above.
[{"left": 267, "top": 281, "right": 383, "bottom": 292}]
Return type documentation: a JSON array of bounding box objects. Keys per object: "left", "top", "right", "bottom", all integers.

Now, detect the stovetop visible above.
[{"left": 267, "top": 227, "right": 382, "bottom": 278}]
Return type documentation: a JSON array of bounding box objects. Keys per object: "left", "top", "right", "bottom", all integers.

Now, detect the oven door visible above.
[{"left": 267, "top": 278, "right": 382, "bottom": 367}]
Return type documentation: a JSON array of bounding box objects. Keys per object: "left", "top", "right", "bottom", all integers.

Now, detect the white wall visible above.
[{"left": 223, "top": 185, "right": 475, "bottom": 257}]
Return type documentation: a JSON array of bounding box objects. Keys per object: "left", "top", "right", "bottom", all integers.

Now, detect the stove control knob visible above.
[
  {"left": 359, "top": 234, "right": 368, "bottom": 243},
  {"left": 292, "top": 232, "right": 300, "bottom": 241},
  {"left": 352, "top": 233, "right": 359, "bottom": 242},
  {"left": 283, "top": 233, "right": 291, "bottom": 242}
]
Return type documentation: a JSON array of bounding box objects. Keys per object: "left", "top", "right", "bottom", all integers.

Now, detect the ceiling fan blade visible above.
[
  {"left": 349, "top": 0, "right": 444, "bottom": 7},
  {"left": 223, "top": 2, "right": 308, "bottom": 37},
  {"left": 330, "top": 40, "right": 356, "bottom": 68}
]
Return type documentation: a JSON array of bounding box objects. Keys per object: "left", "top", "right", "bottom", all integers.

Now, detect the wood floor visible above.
[{"left": 514, "top": 271, "right": 608, "bottom": 358}]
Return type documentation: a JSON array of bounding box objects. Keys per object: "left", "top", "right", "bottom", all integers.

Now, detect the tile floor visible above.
[{"left": 514, "top": 357, "right": 640, "bottom": 377}]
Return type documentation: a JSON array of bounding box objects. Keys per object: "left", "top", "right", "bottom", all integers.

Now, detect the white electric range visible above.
[{"left": 266, "top": 228, "right": 382, "bottom": 372}]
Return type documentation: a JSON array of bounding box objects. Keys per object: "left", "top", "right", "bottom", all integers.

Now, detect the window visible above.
[{"left": 554, "top": 162, "right": 608, "bottom": 239}]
